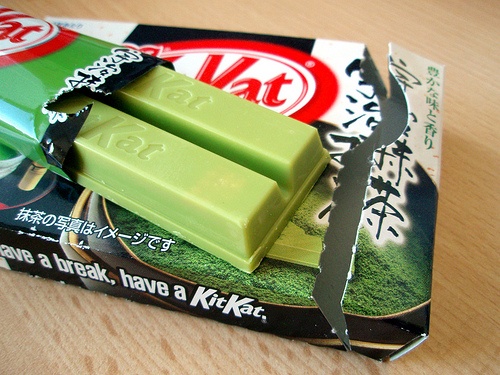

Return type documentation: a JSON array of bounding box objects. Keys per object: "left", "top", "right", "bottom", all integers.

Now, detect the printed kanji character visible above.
[
  {"left": 389, "top": 57, "right": 422, "bottom": 91},
  {"left": 427, "top": 66, "right": 440, "bottom": 78},
  {"left": 54, "top": 216, "right": 71, "bottom": 231},
  {"left": 15, "top": 207, "right": 33, "bottom": 222},
  {"left": 364, "top": 175, "right": 405, "bottom": 240},
  {"left": 25, "top": 210, "right": 45, "bottom": 225},
  {"left": 391, "top": 139, "right": 413, "bottom": 186},
  {"left": 66, "top": 70, "right": 103, "bottom": 89},
  {"left": 66, "top": 218, "right": 86, "bottom": 233}
]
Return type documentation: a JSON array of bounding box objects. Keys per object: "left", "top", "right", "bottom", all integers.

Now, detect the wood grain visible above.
[{"left": 1, "top": 1, "right": 498, "bottom": 373}]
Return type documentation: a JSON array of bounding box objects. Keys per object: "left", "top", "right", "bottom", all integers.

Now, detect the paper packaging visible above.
[{"left": 0, "top": 9, "right": 444, "bottom": 360}]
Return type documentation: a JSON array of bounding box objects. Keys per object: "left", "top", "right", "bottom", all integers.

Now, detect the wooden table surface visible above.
[{"left": 1, "top": 1, "right": 498, "bottom": 373}]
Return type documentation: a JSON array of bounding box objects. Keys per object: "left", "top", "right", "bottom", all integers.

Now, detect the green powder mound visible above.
[
  {"left": 107, "top": 201, "right": 318, "bottom": 306},
  {"left": 343, "top": 228, "right": 433, "bottom": 316}
]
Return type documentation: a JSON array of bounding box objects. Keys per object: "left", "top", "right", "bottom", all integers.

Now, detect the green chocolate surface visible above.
[
  {"left": 107, "top": 66, "right": 327, "bottom": 200},
  {"left": 54, "top": 73, "right": 329, "bottom": 272}
]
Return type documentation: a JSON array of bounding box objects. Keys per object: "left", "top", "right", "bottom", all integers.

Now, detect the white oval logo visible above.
[{"left": 0, "top": 10, "right": 59, "bottom": 55}]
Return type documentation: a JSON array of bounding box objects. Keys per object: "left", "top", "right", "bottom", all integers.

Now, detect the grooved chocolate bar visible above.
[
  {"left": 106, "top": 66, "right": 326, "bottom": 200},
  {"left": 54, "top": 67, "right": 329, "bottom": 271}
]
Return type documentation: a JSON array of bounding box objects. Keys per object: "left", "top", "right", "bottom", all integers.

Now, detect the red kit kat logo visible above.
[
  {"left": 126, "top": 39, "right": 338, "bottom": 123},
  {"left": 0, "top": 7, "right": 76, "bottom": 67}
]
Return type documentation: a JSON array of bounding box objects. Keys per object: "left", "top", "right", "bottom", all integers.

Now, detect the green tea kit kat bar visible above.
[
  {"left": 106, "top": 66, "right": 329, "bottom": 200},
  {"left": 52, "top": 92, "right": 329, "bottom": 272},
  {"left": 106, "top": 66, "right": 331, "bottom": 268}
]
